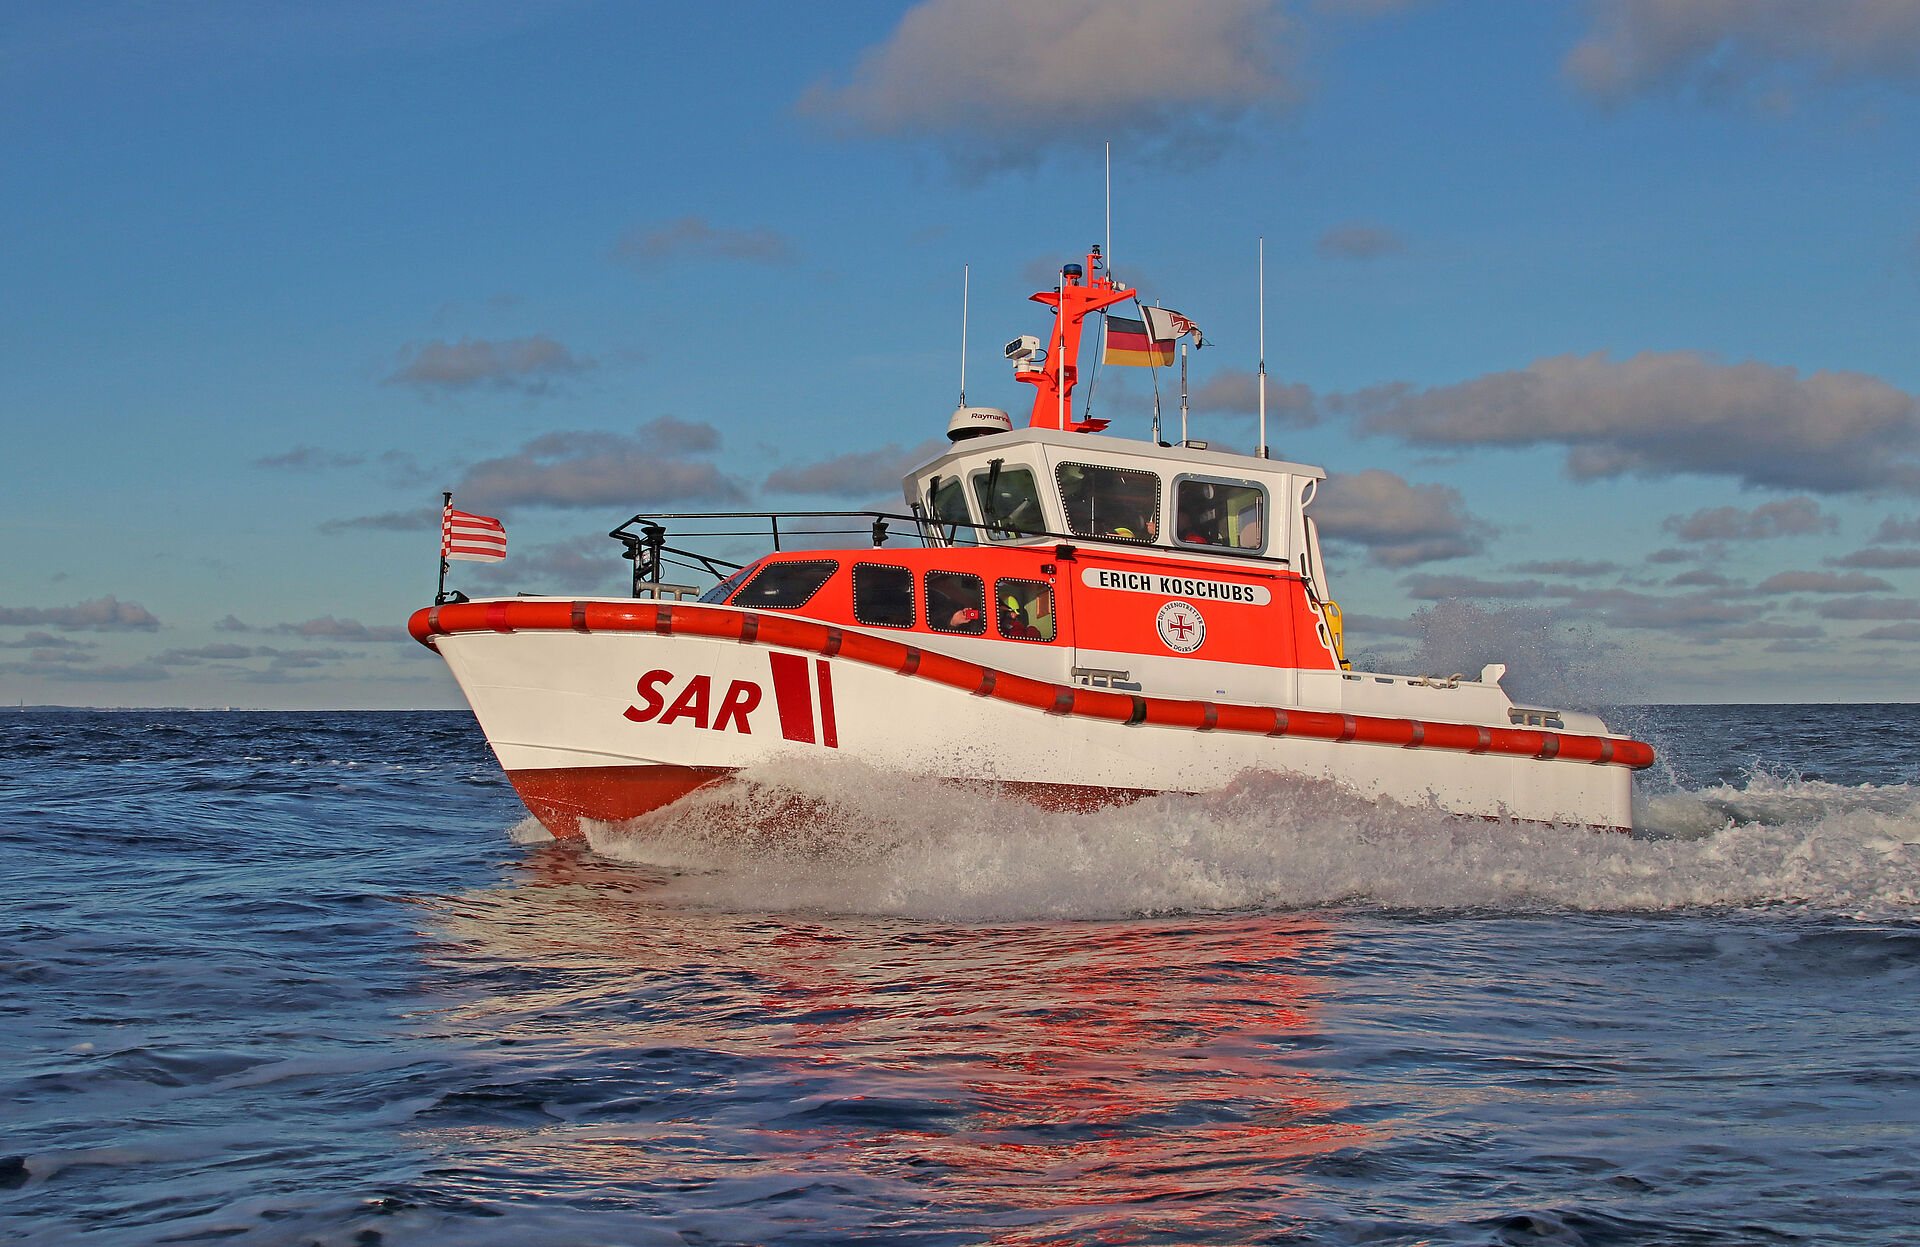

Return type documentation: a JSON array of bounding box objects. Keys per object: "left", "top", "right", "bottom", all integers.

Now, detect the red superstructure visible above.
[{"left": 1017, "top": 248, "right": 1135, "bottom": 433}]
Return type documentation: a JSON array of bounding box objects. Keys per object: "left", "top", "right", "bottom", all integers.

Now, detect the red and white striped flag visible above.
[{"left": 442, "top": 503, "right": 507, "bottom": 563}]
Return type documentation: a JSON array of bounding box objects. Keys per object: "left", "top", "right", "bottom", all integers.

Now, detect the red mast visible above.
[{"left": 1019, "top": 247, "right": 1135, "bottom": 433}]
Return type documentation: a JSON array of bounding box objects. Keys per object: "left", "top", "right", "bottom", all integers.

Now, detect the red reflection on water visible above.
[{"left": 418, "top": 842, "right": 1366, "bottom": 1237}]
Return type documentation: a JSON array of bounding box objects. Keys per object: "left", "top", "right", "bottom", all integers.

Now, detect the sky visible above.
[{"left": 5, "top": 0, "right": 1920, "bottom": 708}]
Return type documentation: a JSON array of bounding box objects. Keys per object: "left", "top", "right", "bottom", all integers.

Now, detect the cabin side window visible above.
[
  {"left": 853, "top": 563, "right": 916, "bottom": 628},
  {"left": 1056, "top": 462, "right": 1161, "bottom": 543},
  {"left": 925, "top": 570, "right": 986, "bottom": 635},
  {"left": 699, "top": 565, "right": 755, "bottom": 604},
  {"left": 1174, "top": 479, "right": 1266, "bottom": 552},
  {"left": 928, "top": 476, "right": 978, "bottom": 547},
  {"left": 995, "top": 578, "right": 1055, "bottom": 642},
  {"left": 970, "top": 465, "right": 1046, "bottom": 541},
  {"left": 733, "top": 560, "right": 838, "bottom": 609}
]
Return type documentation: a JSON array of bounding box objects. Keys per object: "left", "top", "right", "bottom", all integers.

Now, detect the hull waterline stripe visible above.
[{"left": 408, "top": 599, "right": 1655, "bottom": 771}]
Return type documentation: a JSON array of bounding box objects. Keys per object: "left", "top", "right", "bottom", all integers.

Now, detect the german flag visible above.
[{"left": 1103, "top": 315, "right": 1175, "bottom": 367}]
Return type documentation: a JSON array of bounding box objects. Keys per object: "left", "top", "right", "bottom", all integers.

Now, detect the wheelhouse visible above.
[{"left": 910, "top": 427, "right": 1322, "bottom": 568}]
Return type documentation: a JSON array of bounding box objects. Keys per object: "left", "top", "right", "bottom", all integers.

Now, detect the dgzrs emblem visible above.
[{"left": 1155, "top": 599, "right": 1206, "bottom": 653}]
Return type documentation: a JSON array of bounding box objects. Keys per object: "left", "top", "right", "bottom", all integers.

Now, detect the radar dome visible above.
[{"left": 947, "top": 406, "right": 1012, "bottom": 442}]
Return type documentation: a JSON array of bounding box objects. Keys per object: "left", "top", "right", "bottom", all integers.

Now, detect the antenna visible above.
[
  {"left": 958, "top": 263, "right": 969, "bottom": 406},
  {"left": 1104, "top": 141, "right": 1112, "bottom": 282},
  {"left": 1180, "top": 340, "right": 1189, "bottom": 446},
  {"left": 1058, "top": 269, "right": 1067, "bottom": 432},
  {"left": 1257, "top": 236, "right": 1268, "bottom": 460}
]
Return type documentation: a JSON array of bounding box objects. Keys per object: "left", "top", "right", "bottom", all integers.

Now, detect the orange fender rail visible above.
[{"left": 410, "top": 600, "right": 1655, "bottom": 771}]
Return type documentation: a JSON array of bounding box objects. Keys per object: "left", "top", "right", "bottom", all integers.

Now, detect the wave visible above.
[{"left": 579, "top": 757, "right": 1920, "bottom": 923}]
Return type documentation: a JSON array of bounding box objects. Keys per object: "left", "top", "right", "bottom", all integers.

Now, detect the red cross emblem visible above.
[{"left": 1155, "top": 599, "right": 1206, "bottom": 652}]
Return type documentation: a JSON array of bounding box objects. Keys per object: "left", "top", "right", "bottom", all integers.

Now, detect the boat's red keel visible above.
[
  {"left": 505, "top": 764, "right": 1161, "bottom": 839},
  {"left": 507, "top": 764, "right": 733, "bottom": 838}
]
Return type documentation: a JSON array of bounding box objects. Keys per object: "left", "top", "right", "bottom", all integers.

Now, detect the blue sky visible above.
[{"left": 6, "top": 0, "right": 1920, "bottom": 708}]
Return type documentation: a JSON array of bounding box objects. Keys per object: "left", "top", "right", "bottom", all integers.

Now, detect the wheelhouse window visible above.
[
  {"left": 927, "top": 476, "right": 978, "bottom": 547},
  {"left": 733, "top": 559, "right": 837, "bottom": 609},
  {"left": 1174, "top": 479, "right": 1266, "bottom": 551},
  {"left": 699, "top": 565, "right": 754, "bottom": 604},
  {"left": 995, "top": 578, "right": 1055, "bottom": 642},
  {"left": 970, "top": 464, "right": 1045, "bottom": 541},
  {"left": 853, "top": 563, "right": 915, "bottom": 628},
  {"left": 1057, "top": 462, "right": 1160, "bottom": 543},
  {"left": 925, "top": 570, "right": 986, "bottom": 635}
]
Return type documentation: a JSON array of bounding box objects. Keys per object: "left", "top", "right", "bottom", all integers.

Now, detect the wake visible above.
[{"left": 578, "top": 756, "right": 1920, "bottom": 922}]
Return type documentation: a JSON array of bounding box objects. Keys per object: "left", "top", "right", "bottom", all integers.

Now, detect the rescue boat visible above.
[{"left": 409, "top": 248, "right": 1654, "bottom": 837}]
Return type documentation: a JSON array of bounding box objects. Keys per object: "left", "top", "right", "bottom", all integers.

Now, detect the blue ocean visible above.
[{"left": 4, "top": 705, "right": 1918, "bottom": 1245}]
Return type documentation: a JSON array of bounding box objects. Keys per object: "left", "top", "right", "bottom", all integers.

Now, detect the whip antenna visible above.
[
  {"left": 1257, "top": 236, "right": 1268, "bottom": 459},
  {"left": 958, "top": 263, "right": 969, "bottom": 406}
]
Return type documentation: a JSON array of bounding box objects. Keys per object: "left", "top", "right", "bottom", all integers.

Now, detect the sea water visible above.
[{"left": 2, "top": 706, "right": 1917, "bottom": 1245}]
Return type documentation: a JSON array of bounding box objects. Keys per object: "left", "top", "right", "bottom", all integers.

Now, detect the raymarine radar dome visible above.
[{"left": 946, "top": 406, "right": 1013, "bottom": 442}]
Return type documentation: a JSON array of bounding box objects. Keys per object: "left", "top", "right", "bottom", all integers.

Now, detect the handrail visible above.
[{"left": 607, "top": 508, "right": 1296, "bottom": 598}]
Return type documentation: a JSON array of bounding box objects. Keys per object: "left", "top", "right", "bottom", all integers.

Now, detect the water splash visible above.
[{"left": 583, "top": 756, "right": 1920, "bottom": 922}]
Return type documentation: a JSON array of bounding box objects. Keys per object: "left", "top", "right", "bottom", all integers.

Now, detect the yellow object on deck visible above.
[{"left": 1324, "top": 600, "right": 1349, "bottom": 669}]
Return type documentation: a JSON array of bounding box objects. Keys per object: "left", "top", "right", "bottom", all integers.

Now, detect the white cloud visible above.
[
  {"left": 797, "top": 0, "right": 1301, "bottom": 172},
  {"left": 466, "top": 536, "right": 629, "bottom": 596},
  {"left": 1558, "top": 586, "right": 1765, "bottom": 633},
  {"left": 1567, "top": 0, "right": 1920, "bottom": 107},
  {"left": 1402, "top": 574, "right": 1549, "bottom": 600},
  {"left": 1316, "top": 220, "right": 1405, "bottom": 259},
  {"left": 610, "top": 217, "right": 795, "bottom": 269},
  {"left": 455, "top": 418, "right": 745, "bottom": 511},
  {"left": 386, "top": 334, "right": 593, "bottom": 394},
  {"left": 1186, "top": 370, "right": 1318, "bottom": 425},
  {"left": 318, "top": 508, "right": 437, "bottom": 535},
  {"left": 1349, "top": 351, "right": 1920, "bottom": 494},
  {"left": 1873, "top": 514, "right": 1920, "bottom": 542},
  {"left": 253, "top": 445, "right": 365, "bottom": 470},
  {"left": 1832, "top": 546, "right": 1920, "bottom": 568},
  {"left": 764, "top": 440, "right": 948, "bottom": 498},
  {"left": 1815, "top": 595, "right": 1920, "bottom": 620},
  {"left": 1511, "top": 558, "right": 1620, "bottom": 577},
  {"left": 210, "top": 615, "right": 408, "bottom": 643},
  {"left": 1306, "top": 468, "right": 1490, "bottom": 567},
  {"left": 1661, "top": 497, "right": 1837, "bottom": 541},
  {"left": 1753, "top": 570, "right": 1894, "bottom": 594},
  {"left": 0, "top": 596, "right": 160, "bottom": 631}
]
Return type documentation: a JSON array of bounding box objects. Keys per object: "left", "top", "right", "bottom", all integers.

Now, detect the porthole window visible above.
[
  {"left": 925, "top": 570, "right": 986, "bottom": 635},
  {"left": 853, "top": 563, "right": 916, "bottom": 629},
  {"left": 1057, "top": 462, "right": 1161, "bottom": 543},
  {"left": 995, "top": 578, "right": 1055, "bottom": 642},
  {"left": 733, "top": 559, "right": 838, "bottom": 609},
  {"left": 1174, "top": 479, "right": 1265, "bottom": 551}
]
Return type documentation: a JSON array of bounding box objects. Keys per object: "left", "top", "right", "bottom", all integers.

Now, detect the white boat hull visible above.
[{"left": 419, "top": 601, "right": 1641, "bottom": 835}]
